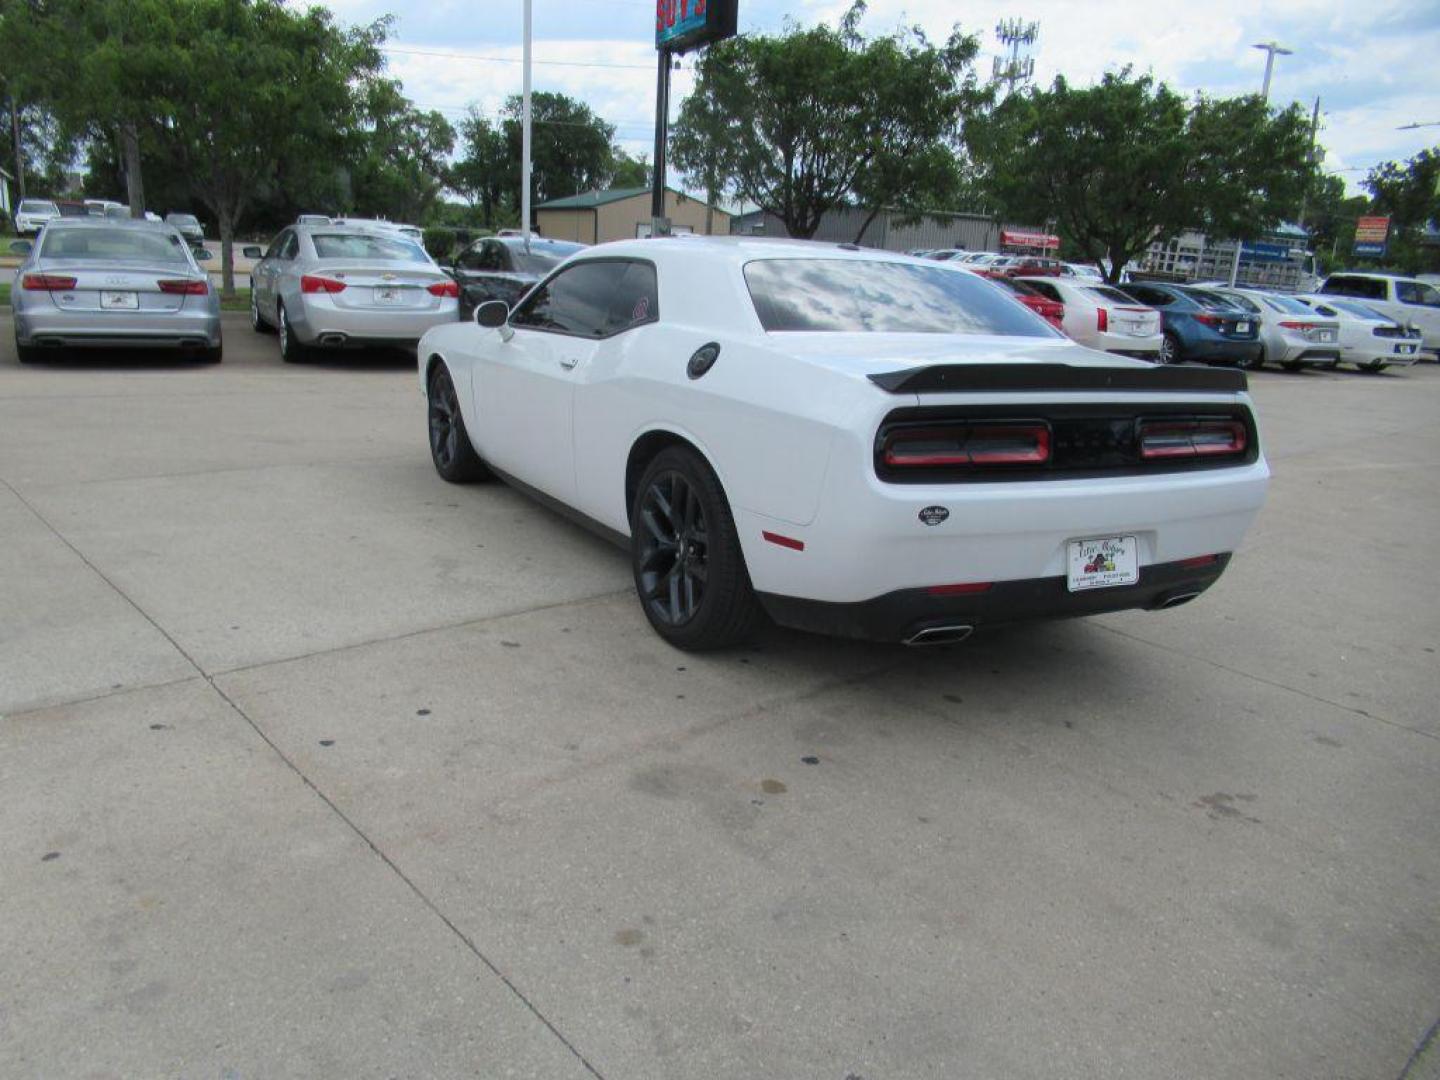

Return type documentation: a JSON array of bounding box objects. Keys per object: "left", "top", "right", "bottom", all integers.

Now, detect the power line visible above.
[{"left": 382, "top": 44, "right": 655, "bottom": 71}]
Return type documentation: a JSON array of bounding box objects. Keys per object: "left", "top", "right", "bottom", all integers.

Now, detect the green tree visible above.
[
  {"left": 348, "top": 80, "right": 455, "bottom": 224},
  {"left": 968, "top": 70, "right": 1314, "bottom": 282},
  {"left": 503, "top": 92, "right": 615, "bottom": 205},
  {"left": 449, "top": 110, "right": 511, "bottom": 230},
  {"left": 1364, "top": 148, "right": 1440, "bottom": 274},
  {"left": 670, "top": 2, "right": 983, "bottom": 240}
]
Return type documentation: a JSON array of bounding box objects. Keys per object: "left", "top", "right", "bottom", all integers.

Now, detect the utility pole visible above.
[
  {"left": 9, "top": 96, "right": 25, "bottom": 202},
  {"left": 992, "top": 19, "right": 1038, "bottom": 97},
  {"left": 650, "top": 49, "right": 671, "bottom": 236},
  {"left": 1229, "top": 40, "right": 1293, "bottom": 287},
  {"left": 520, "top": 0, "right": 532, "bottom": 250},
  {"left": 1296, "top": 96, "right": 1321, "bottom": 233}
]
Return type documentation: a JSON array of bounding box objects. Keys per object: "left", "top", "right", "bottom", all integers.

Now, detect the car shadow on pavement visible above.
[
  {"left": 13, "top": 349, "right": 220, "bottom": 370},
  {"left": 299, "top": 348, "right": 416, "bottom": 372}
]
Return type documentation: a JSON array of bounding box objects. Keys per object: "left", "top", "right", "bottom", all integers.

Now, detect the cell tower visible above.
[{"left": 993, "top": 19, "right": 1039, "bottom": 96}]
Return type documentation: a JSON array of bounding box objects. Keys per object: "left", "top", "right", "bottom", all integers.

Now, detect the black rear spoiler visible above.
[{"left": 868, "top": 363, "right": 1248, "bottom": 395}]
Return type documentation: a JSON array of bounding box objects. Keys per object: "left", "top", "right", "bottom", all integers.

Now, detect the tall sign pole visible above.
[
  {"left": 1230, "top": 40, "right": 1292, "bottom": 286},
  {"left": 653, "top": 1, "right": 739, "bottom": 238},
  {"left": 521, "top": 0, "right": 533, "bottom": 250}
]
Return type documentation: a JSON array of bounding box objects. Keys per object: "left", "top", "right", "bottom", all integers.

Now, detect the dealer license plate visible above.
[
  {"left": 100, "top": 290, "right": 138, "bottom": 310},
  {"left": 1067, "top": 535, "right": 1139, "bottom": 592},
  {"left": 1317, "top": 330, "right": 1335, "bottom": 342},
  {"left": 1397, "top": 344, "right": 1416, "bottom": 354},
  {"left": 374, "top": 286, "right": 401, "bottom": 305},
  {"left": 1234, "top": 321, "right": 1250, "bottom": 334}
]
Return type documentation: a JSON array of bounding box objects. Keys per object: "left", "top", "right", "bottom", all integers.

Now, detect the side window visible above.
[
  {"left": 264, "top": 231, "right": 290, "bottom": 260},
  {"left": 456, "top": 243, "right": 485, "bottom": 271},
  {"left": 279, "top": 232, "right": 299, "bottom": 260},
  {"left": 1416, "top": 283, "right": 1440, "bottom": 308},
  {"left": 1128, "top": 286, "right": 1170, "bottom": 306},
  {"left": 1025, "top": 280, "right": 1062, "bottom": 302},
  {"left": 604, "top": 262, "right": 659, "bottom": 332},
  {"left": 477, "top": 241, "right": 505, "bottom": 272},
  {"left": 510, "top": 261, "right": 624, "bottom": 338},
  {"left": 1325, "top": 276, "right": 1385, "bottom": 300},
  {"left": 1395, "top": 281, "right": 1439, "bottom": 306}
]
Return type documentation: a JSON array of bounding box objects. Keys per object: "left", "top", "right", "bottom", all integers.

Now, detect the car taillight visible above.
[
  {"left": 1194, "top": 314, "right": 1223, "bottom": 327},
  {"left": 427, "top": 280, "right": 460, "bottom": 298},
  {"left": 300, "top": 274, "right": 346, "bottom": 294},
  {"left": 1137, "top": 419, "right": 1247, "bottom": 459},
  {"left": 1096, "top": 308, "right": 1108, "bottom": 332},
  {"left": 22, "top": 273, "right": 77, "bottom": 291},
  {"left": 883, "top": 422, "right": 1051, "bottom": 467},
  {"left": 157, "top": 279, "right": 208, "bottom": 295},
  {"left": 1277, "top": 320, "right": 1310, "bottom": 330}
]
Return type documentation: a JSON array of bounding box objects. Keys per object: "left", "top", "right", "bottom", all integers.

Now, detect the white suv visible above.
[
  {"left": 1319, "top": 273, "right": 1440, "bottom": 359},
  {"left": 14, "top": 198, "right": 60, "bottom": 235}
]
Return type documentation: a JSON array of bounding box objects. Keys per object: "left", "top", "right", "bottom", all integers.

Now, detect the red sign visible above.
[
  {"left": 1001, "top": 228, "right": 1060, "bottom": 250},
  {"left": 1354, "top": 215, "right": 1390, "bottom": 243}
]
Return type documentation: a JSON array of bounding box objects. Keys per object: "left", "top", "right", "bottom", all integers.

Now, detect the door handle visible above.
[{"left": 558, "top": 356, "right": 579, "bottom": 370}]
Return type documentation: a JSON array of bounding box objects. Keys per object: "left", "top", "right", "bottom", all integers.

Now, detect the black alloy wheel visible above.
[
  {"left": 630, "top": 447, "right": 764, "bottom": 650},
  {"left": 427, "top": 364, "right": 489, "bottom": 482}
]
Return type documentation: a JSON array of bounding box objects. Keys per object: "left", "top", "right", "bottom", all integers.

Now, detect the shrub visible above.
[{"left": 422, "top": 226, "right": 453, "bottom": 260}]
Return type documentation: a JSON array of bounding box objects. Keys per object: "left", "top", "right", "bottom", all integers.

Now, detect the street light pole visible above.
[
  {"left": 520, "top": 0, "right": 533, "bottom": 251},
  {"left": 1229, "top": 40, "right": 1293, "bottom": 286}
]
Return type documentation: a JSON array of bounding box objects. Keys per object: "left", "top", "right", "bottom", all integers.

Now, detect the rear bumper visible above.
[
  {"left": 1276, "top": 345, "right": 1340, "bottom": 367},
  {"left": 1185, "top": 337, "right": 1262, "bottom": 364},
  {"left": 758, "top": 555, "right": 1231, "bottom": 643},
  {"left": 14, "top": 306, "right": 221, "bottom": 348},
  {"left": 290, "top": 297, "right": 459, "bottom": 346}
]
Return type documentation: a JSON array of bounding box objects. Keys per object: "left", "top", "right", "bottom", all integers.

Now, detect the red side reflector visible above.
[
  {"left": 1138, "top": 420, "right": 1247, "bottom": 459},
  {"left": 427, "top": 280, "right": 460, "bottom": 298},
  {"left": 300, "top": 274, "right": 346, "bottom": 294},
  {"left": 1178, "top": 554, "right": 1220, "bottom": 569},
  {"left": 22, "top": 273, "right": 77, "bottom": 291},
  {"left": 157, "top": 279, "right": 208, "bottom": 295},
  {"left": 927, "top": 581, "right": 993, "bottom": 596},
  {"left": 762, "top": 531, "right": 804, "bottom": 551}
]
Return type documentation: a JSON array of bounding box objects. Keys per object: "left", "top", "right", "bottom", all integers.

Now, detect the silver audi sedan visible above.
[
  {"left": 244, "top": 224, "right": 458, "bottom": 361},
  {"left": 11, "top": 218, "right": 222, "bottom": 363}
]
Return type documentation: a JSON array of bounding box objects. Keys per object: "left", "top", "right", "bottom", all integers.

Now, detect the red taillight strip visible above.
[
  {"left": 427, "top": 280, "right": 460, "bottom": 298},
  {"left": 300, "top": 274, "right": 346, "bottom": 294},
  {"left": 762, "top": 531, "right": 804, "bottom": 551},
  {"left": 22, "top": 273, "right": 77, "bottom": 291},
  {"left": 157, "top": 279, "right": 208, "bottom": 295},
  {"left": 1178, "top": 554, "right": 1221, "bottom": 569},
  {"left": 884, "top": 423, "right": 1051, "bottom": 468},
  {"left": 1138, "top": 420, "right": 1247, "bottom": 459}
]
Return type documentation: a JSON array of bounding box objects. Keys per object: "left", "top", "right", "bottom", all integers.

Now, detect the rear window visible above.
[
  {"left": 39, "top": 227, "right": 190, "bottom": 264},
  {"left": 1186, "top": 289, "right": 1242, "bottom": 311},
  {"left": 19, "top": 199, "right": 56, "bottom": 213},
  {"left": 1325, "top": 298, "right": 1386, "bottom": 321},
  {"left": 311, "top": 232, "right": 428, "bottom": 262},
  {"left": 167, "top": 214, "right": 200, "bottom": 226},
  {"left": 743, "top": 259, "right": 1055, "bottom": 336},
  {"left": 1322, "top": 276, "right": 1387, "bottom": 301},
  {"left": 1259, "top": 294, "right": 1312, "bottom": 315},
  {"left": 512, "top": 242, "right": 583, "bottom": 275},
  {"left": 1086, "top": 286, "right": 1134, "bottom": 305},
  {"left": 1215, "top": 292, "right": 1261, "bottom": 313}
]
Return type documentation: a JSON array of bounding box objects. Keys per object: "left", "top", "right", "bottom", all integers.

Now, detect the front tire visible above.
[
  {"left": 1159, "top": 332, "right": 1182, "bottom": 365},
  {"left": 278, "top": 302, "right": 307, "bottom": 363},
  {"left": 630, "top": 446, "right": 764, "bottom": 651},
  {"left": 427, "top": 363, "right": 490, "bottom": 482}
]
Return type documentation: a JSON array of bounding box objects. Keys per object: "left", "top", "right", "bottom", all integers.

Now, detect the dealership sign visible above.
[
  {"left": 656, "top": 0, "right": 738, "bottom": 52},
  {"left": 1240, "top": 241, "right": 1291, "bottom": 263},
  {"left": 1354, "top": 215, "right": 1390, "bottom": 257},
  {"left": 1001, "top": 229, "right": 1060, "bottom": 251}
]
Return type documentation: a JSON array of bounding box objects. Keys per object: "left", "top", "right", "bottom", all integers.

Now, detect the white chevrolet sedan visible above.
[{"left": 417, "top": 239, "right": 1270, "bottom": 650}]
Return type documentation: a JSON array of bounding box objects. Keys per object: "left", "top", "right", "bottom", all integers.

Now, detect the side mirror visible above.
[
  {"left": 242, "top": 245, "right": 264, "bottom": 259},
  {"left": 475, "top": 300, "right": 509, "bottom": 329},
  {"left": 9, "top": 239, "right": 33, "bottom": 255}
]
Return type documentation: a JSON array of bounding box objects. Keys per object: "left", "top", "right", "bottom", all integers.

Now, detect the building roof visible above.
[{"left": 537, "top": 186, "right": 732, "bottom": 214}]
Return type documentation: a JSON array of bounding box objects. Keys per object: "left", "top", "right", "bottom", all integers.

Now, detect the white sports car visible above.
[{"left": 416, "top": 239, "right": 1270, "bottom": 650}]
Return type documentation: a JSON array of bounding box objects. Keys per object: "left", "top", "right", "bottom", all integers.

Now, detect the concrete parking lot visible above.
[{"left": 2, "top": 312, "right": 1438, "bottom": 1079}]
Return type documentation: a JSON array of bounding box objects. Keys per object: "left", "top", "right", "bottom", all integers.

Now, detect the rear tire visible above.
[
  {"left": 1159, "top": 332, "right": 1182, "bottom": 365},
  {"left": 630, "top": 446, "right": 765, "bottom": 651},
  {"left": 1243, "top": 346, "right": 1265, "bottom": 371},
  {"left": 426, "top": 363, "right": 490, "bottom": 482},
  {"left": 1281, "top": 359, "right": 1303, "bottom": 372},
  {"left": 1362, "top": 360, "right": 1386, "bottom": 373},
  {"left": 278, "top": 302, "right": 308, "bottom": 363}
]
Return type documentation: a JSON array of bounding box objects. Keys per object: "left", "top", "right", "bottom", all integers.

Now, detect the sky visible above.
[{"left": 316, "top": 0, "right": 1440, "bottom": 198}]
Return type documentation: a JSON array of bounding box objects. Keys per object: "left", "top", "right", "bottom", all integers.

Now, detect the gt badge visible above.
[{"left": 918, "top": 506, "right": 949, "bottom": 526}]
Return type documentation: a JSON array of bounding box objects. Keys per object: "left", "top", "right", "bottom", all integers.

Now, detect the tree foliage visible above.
[
  {"left": 670, "top": 2, "right": 983, "bottom": 239},
  {"left": 967, "top": 69, "right": 1314, "bottom": 282},
  {"left": 1364, "top": 147, "right": 1440, "bottom": 274}
]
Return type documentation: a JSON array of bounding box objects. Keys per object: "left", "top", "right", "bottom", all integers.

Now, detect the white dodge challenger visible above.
[{"left": 417, "top": 238, "right": 1269, "bottom": 650}]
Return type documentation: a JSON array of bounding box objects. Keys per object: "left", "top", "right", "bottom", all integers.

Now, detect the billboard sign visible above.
[
  {"left": 1000, "top": 228, "right": 1060, "bottom": 251},
  {"left": 1240, "top": 241, "right": 1291, "bottom": 263},
  {"left": 656, "top": 0, "right": 738, "bottom": 53},
  {"left": 1353, "top": 215, "right": 1390, "bottom": 257}
]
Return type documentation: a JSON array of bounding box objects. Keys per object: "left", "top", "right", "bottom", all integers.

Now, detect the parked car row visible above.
[{"left": 12, "top": 197, "right": 206, "bottom": 241}]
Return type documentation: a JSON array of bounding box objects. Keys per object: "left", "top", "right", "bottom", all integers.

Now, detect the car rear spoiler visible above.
[{"left": 868, "top": 363, "right": 1248, "bottom": 395}]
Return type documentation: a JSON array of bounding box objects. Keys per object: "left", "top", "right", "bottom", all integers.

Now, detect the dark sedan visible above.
[
  {"left": 1119, "top": 283, "right": 1262, "bottom": 366},
  {"left": 447, "top": 236, "right": 586, "bottom": 320}
]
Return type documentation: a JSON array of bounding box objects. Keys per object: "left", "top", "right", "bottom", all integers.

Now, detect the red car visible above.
[
  {"left": 978, "top": 272, "right": 1065, "bottom": 331},
  {"left": 1001, "top": 256, "right": 1065, "bottom": 277}
]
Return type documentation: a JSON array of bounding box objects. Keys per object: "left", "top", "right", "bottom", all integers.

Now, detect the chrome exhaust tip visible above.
[
  {"left": 317, "top": 333, "right": 347, "bottom": 347},
  {"left": 1158, "top": 591, "right": 1201, "bottom": 609},
  {"left": 903, "top": 624, "right": 975, "bottom": 646}
]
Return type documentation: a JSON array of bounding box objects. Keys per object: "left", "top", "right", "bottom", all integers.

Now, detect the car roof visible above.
[
  {"left": 495, "top": 236, "right": 585, "bottom": 251},
  {"left": 38, "top": 216, "right": 175, "bottom": 231},
  {"left": 1327, "top": 271, "right": 1418, "bottom": 282},
  {"left": 571, "top": 235, "right": 943, "bottom": 270}
]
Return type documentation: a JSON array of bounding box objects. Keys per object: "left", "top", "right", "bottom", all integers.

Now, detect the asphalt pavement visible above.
[{"left": 2, "top": 313, "right": 1437, "bottom": 1079}]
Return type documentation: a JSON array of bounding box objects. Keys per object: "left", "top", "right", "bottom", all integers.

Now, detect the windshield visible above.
[
  {"left": 744, "top": 259, "right": 1057, "bottom": 336},
  {"left": 311, "top": 232, "right": 429, "bottom": 262},
  {"left": 20, "top": 200, "right": 57, "bottom": 214},
  {"left": 167, "top": 214, "right": 199, "bottom": 226},
  {"left": 40, "top": 227, "right": 191, "bottom": 264}
]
